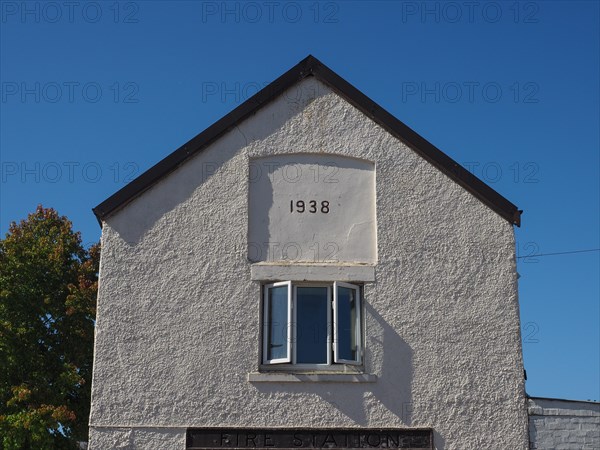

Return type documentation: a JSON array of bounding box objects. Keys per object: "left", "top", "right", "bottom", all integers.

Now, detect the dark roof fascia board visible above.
[
  {"left": 309, "top": 60, "right": 521, "bottom": 226},
  {"left": 91, "top": 57, "right": 314, "bottom": 223},
  {"left": 93, "top": 55, "right": 521, "bottom": 226}
]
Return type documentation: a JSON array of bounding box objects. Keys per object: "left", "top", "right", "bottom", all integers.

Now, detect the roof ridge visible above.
[{"left": 93, "top": 55, "right": 521, "bottom": 226}]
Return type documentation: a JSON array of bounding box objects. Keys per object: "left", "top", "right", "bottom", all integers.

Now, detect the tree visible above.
[{"left": 0, "top": 206, "right": 99, "bottom": 449}]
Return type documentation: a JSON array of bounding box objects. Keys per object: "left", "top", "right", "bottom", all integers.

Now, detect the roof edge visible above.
[
  {"left": 93, "top": 55, "right": 521, "bottom": 227},
  {"left": 307, "top": 59, "right": 521, "bottom": 226},
  {"left": 528, "top": 395, "right": 600, "bottom": 405},
  {"left": 92, "top": 55, "right": 317, "bottom": 222}
]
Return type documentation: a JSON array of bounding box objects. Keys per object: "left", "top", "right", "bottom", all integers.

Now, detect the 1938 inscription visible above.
[
  {"left": 187, "top": 428, "right": 433, "bottom": 449},
  {"left": 290, "top": 200, "right": 330, "bottom": 214}
]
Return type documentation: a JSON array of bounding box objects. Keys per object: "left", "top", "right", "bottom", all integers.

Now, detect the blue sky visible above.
[{"left": 1, "top": 1, "right": 598, "bottom": 401}]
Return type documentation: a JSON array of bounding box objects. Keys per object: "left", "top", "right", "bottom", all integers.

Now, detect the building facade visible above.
[{"left": 90, "top": 56, "right": 531, "bottom": 449}]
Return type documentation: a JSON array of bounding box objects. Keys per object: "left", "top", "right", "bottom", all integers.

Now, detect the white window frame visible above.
[
  {"left": 333, "top": 281, "right": 362, "bottom": 365},
  {"left": 262, "top": 281, "right": 292, "bottom": 365},
  {"left": 262, "top": 281, "right": 362, "bottom": 369},
  {"left": 292, "top": 283, "right": 332, "bottom": 366}
]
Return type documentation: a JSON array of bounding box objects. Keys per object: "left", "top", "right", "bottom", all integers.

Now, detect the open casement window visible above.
[
  {"left": 263, "top": 281, "right": 292, "bottom": 364},
  {"left": 333, "top": 281, "right": 362, "bottom": 365},
  {"left": 262, "top": 281, "right": 362, "bottom": 367}
]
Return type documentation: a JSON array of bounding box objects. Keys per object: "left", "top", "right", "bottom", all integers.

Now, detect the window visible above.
[{"left": 262, "top": 281, "right": 362, "bottom": 367}]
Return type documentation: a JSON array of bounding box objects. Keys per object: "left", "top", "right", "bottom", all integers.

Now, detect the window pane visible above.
[
  {"left": 337, "top": 286, "right": 357, "bottom": 361},
  {"left": 296, "top": 287, "right": 329, "bottom": 364},
  {"left": 267, "top": 286, "right": 288, "bottom": 361}
]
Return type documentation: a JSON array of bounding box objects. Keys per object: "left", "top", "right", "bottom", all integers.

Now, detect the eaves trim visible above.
[{"left": 93, "top": 55, "right": 521, "bottom": 226}]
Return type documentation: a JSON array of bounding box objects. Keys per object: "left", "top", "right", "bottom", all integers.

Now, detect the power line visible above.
[{"left": 517, "top": 248, "right": 600, "bottom": 259}]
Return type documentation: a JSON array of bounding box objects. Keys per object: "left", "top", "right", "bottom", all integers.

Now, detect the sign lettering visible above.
[{"left": 187, "top": 428, "right": 433, "bottom": 449}]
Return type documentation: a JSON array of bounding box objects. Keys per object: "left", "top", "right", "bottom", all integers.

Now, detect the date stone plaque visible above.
[
  {"left": 248, "top": 154, "right": 376, "bottom": 264},
  {"left": 186, "top": 428, "right": 433, "bottom": 449}
]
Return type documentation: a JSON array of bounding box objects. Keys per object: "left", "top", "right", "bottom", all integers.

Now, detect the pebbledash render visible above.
[{"left": 89, "top": 56, "right": 530, "bottom": 449}]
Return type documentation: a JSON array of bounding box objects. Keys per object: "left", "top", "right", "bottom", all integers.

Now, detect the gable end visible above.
[{"left": 93, "top": 55, "right": 522, "bottom": 226}]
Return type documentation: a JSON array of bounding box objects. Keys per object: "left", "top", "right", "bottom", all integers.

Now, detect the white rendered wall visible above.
[
  {"left": 528, "top": 397, "right": 600, "bottom": 449},
  {"left": 89, "top": 78, "right": 528, "bottom": 449}
]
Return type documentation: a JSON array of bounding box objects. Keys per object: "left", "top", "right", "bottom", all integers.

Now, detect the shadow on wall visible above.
[
  {"left": 251, "top": 301, "right": 416, "bottom": 428},
  {"left": 105, "top": 79, "right": 327, "bottom": 245},
  {"left": 106, "top": 126, "right": 249, "bottom": 245},
  {"left": 433, "top": 431, "right": 446, "bottom": 450},
  {"left": 366, "top": 301, "right": 446, "bottom": 450},
  {"left": 365, "top": 303, "right": 416, "bottom": 428}
]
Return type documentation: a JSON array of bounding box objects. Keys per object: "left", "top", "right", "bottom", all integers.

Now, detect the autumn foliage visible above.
[{"left": 0, "top": 206, "right": 98, "bottom": 449}]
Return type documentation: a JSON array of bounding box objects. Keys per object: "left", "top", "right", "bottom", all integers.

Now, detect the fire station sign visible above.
[{"left": 186, "top": 428, "right": 433, "bottom": 449}]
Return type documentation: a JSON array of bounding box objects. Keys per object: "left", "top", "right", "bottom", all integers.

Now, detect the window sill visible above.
[
  {"left": 250, "top": 263, "right": 375, "bottom": 282},
  {"left": 247, "top": 372, "right": 377, "bottom": 383}
]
